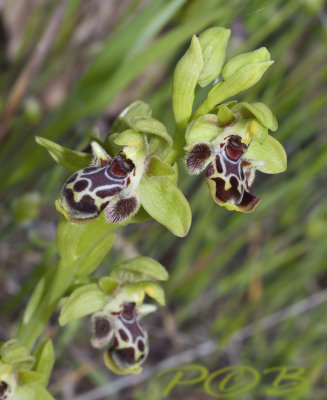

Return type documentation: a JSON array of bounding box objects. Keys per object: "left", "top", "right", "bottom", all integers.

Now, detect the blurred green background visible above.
[{"left": 1, "top": 0, "right": 327, "bottom": 399}]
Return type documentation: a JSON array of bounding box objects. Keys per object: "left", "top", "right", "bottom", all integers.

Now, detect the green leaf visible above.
[
  {"left": 136, "top": 175, "right": 191, "bottom": 237},
  {"left": 35, "top": 137, "right": 92, "bottom": 171},
  {"left": 232, "top": 102, "right": 278, "bottom": 131},
  {"left": 34, "top": 339, "right": 55, "bottom": 387},
  {"left": 172, "top": 35, "right": 203, "bottom": 129},
  {"left": 12, "top": 385, "right": 55, "bottom": 400},
  {"left": 56, "top": 215, "right": 116, "bottom": 277},
  {"left": 245, "top": 134, "right": 287, "bottom": 174},
  {"left": 22, "top": 275, "right": 47, "bottom": 325},
  {"left": 111, "top": 256, "right": 169, "bottom": 281},
  {"left": 59, "top": 284, "right": 106, "bottom": 326},
  {"left": 132, "top": 116, "right": 173, "bottom": 159},
  {"left": 198, "top": 27, "right": 230, "bottom": 87},
  {"left": 185, "top": 114, "right": 222, "bottom": 148},
  {"left": 222, "top": 47, "right": 271, "bottom": 80},
  {"left": 147, "top": 156, "right": 175, "bottom": 176}
]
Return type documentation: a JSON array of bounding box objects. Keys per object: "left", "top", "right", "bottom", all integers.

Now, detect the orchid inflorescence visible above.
[{"left": 7, "top": 25, "right": 287, "bottom": 387}]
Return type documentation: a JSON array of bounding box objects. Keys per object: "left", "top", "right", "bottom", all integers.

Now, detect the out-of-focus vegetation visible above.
[{"left": 1, "top": 0, "right": 327, "bottom": 399}]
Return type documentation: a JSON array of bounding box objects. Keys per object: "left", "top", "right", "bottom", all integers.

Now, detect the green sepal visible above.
[
  {"left": 232, "top": 102, "right": 278, "bottom": 131},
  {"left": 35, "top": 137, "right": 92, "bottom": 171},
  {"left": 110, "top": 256, "right": 169, "bottom": 281},
  {"left": 59, "top": 283, "right": 106, "bottom": 326},
  {"left": 132, "top": 116, "right": 173, "bottom": 159},
  {"left": 136, "top": 175, "right": 191, "bottom": 237},
  {"left": 98, "top": 277, "right": 119, "bottom": 294},
  {"left": 33, "top": 339, "right": 55, "bottom": 387},
  {"left": 108, "top": 100, "right": 152, "bottom": 134},
  {"left": 185, "top": 114, "right": 222, "bottom": 148},
  {"left": 222, "top": 119, "right": 268, "bottom": 145},
  {"left": 18, "top": 369, "right": 43, "bottom": 385},
  {"left": 217, "top": 104, "right": 235, "bottom": 126},
  {"left": 91, "top": 141, "right": 112, "bottom": 165},
  {"left": 124, "top": 281, "right": 165, "bottom": 306},
  {"left": 245, "top": 134, "right": 287, "bottom": 174},
  {"left": 0, "top": 340, "right": 34, "bottom": 370},
  {"left": 113, "top": 129, "right": 145, "bottom": 148},
  {"left": 194, "top": 61, "right": 274, "bottom": 118},
  {"left": 198, "top": 27, "right": 230, "bottom": 87},
  {"left": 172, "top": 35, "right": 203, "bottom": 129},
  {"left": 56, "top": 215, "right": 116, "bottom": 277},
  {"left": 104, "top": 352, "right": 142, "bottom": 375},
  {"left": 147, "top": 156, "right": 175, "bottom": 177},
  {"left": 222, "top": 47, "right": 271, "bottom": 80}
]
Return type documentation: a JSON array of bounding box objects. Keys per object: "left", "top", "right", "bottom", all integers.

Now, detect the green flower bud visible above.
[
  {"left": 0, "top": 340, "right": 34, "bottom": 370},
  {"left": 172, "top": 35, "right": 203, "bottom": 129},
  {"left": 198, "top": 27, "right": 231, "bottom": 87},
  {"left": 221, "top": 47, "right": 271, "bottom": 79},
  {"left": 194, "top": 60, "right": 274, "bottom": 118}
]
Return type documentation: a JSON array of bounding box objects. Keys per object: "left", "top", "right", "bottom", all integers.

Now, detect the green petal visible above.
[
  {"left": 198, "top": 27, "right": 230, "bottom": 87},
  {"left": 124, "top": 281, "right": 165, "bottom": 306},
  {"left": 136, "top": 175, "right": 191, "bottom": 237},
  {"left": 172, "top": 35, "right": 203, "bottom": 129},
  {"left": 33, "top": 339, "right": 55, "bottom": 387},
  {"left": 111, "top": 256, "right": 168, "bottom": 281},
  {"left": 59, "top": 283, "right": 106, "bottom": 326},
  {"left": 132, "top": 116, "right": 172, "bottom": 159},
  {"left": 108, "top": 100, "right": 152, "bottom": 134},
  {"left": 217, "top": 104, "right": 235, "bottom": 126},
  {"left": 232, "top": 102, "right": 278, "bottom": 131},
  {"left": 98, "top": 277, "right": 119, "bottom": 294},
  {"left": 185, "top": 114, "right": 222, "bottom": 148},
  {"left": 222, "top": 47, "right": 271, "bottom": 79},
  {"left": 246, "top": 134, "right": 287, "bottom": 174},
  {"left": 35, "top": 137, "right": 92, "bottom": 171},
  {"left": 113, "top": 129, "right": 145, "bottom": 148}
]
